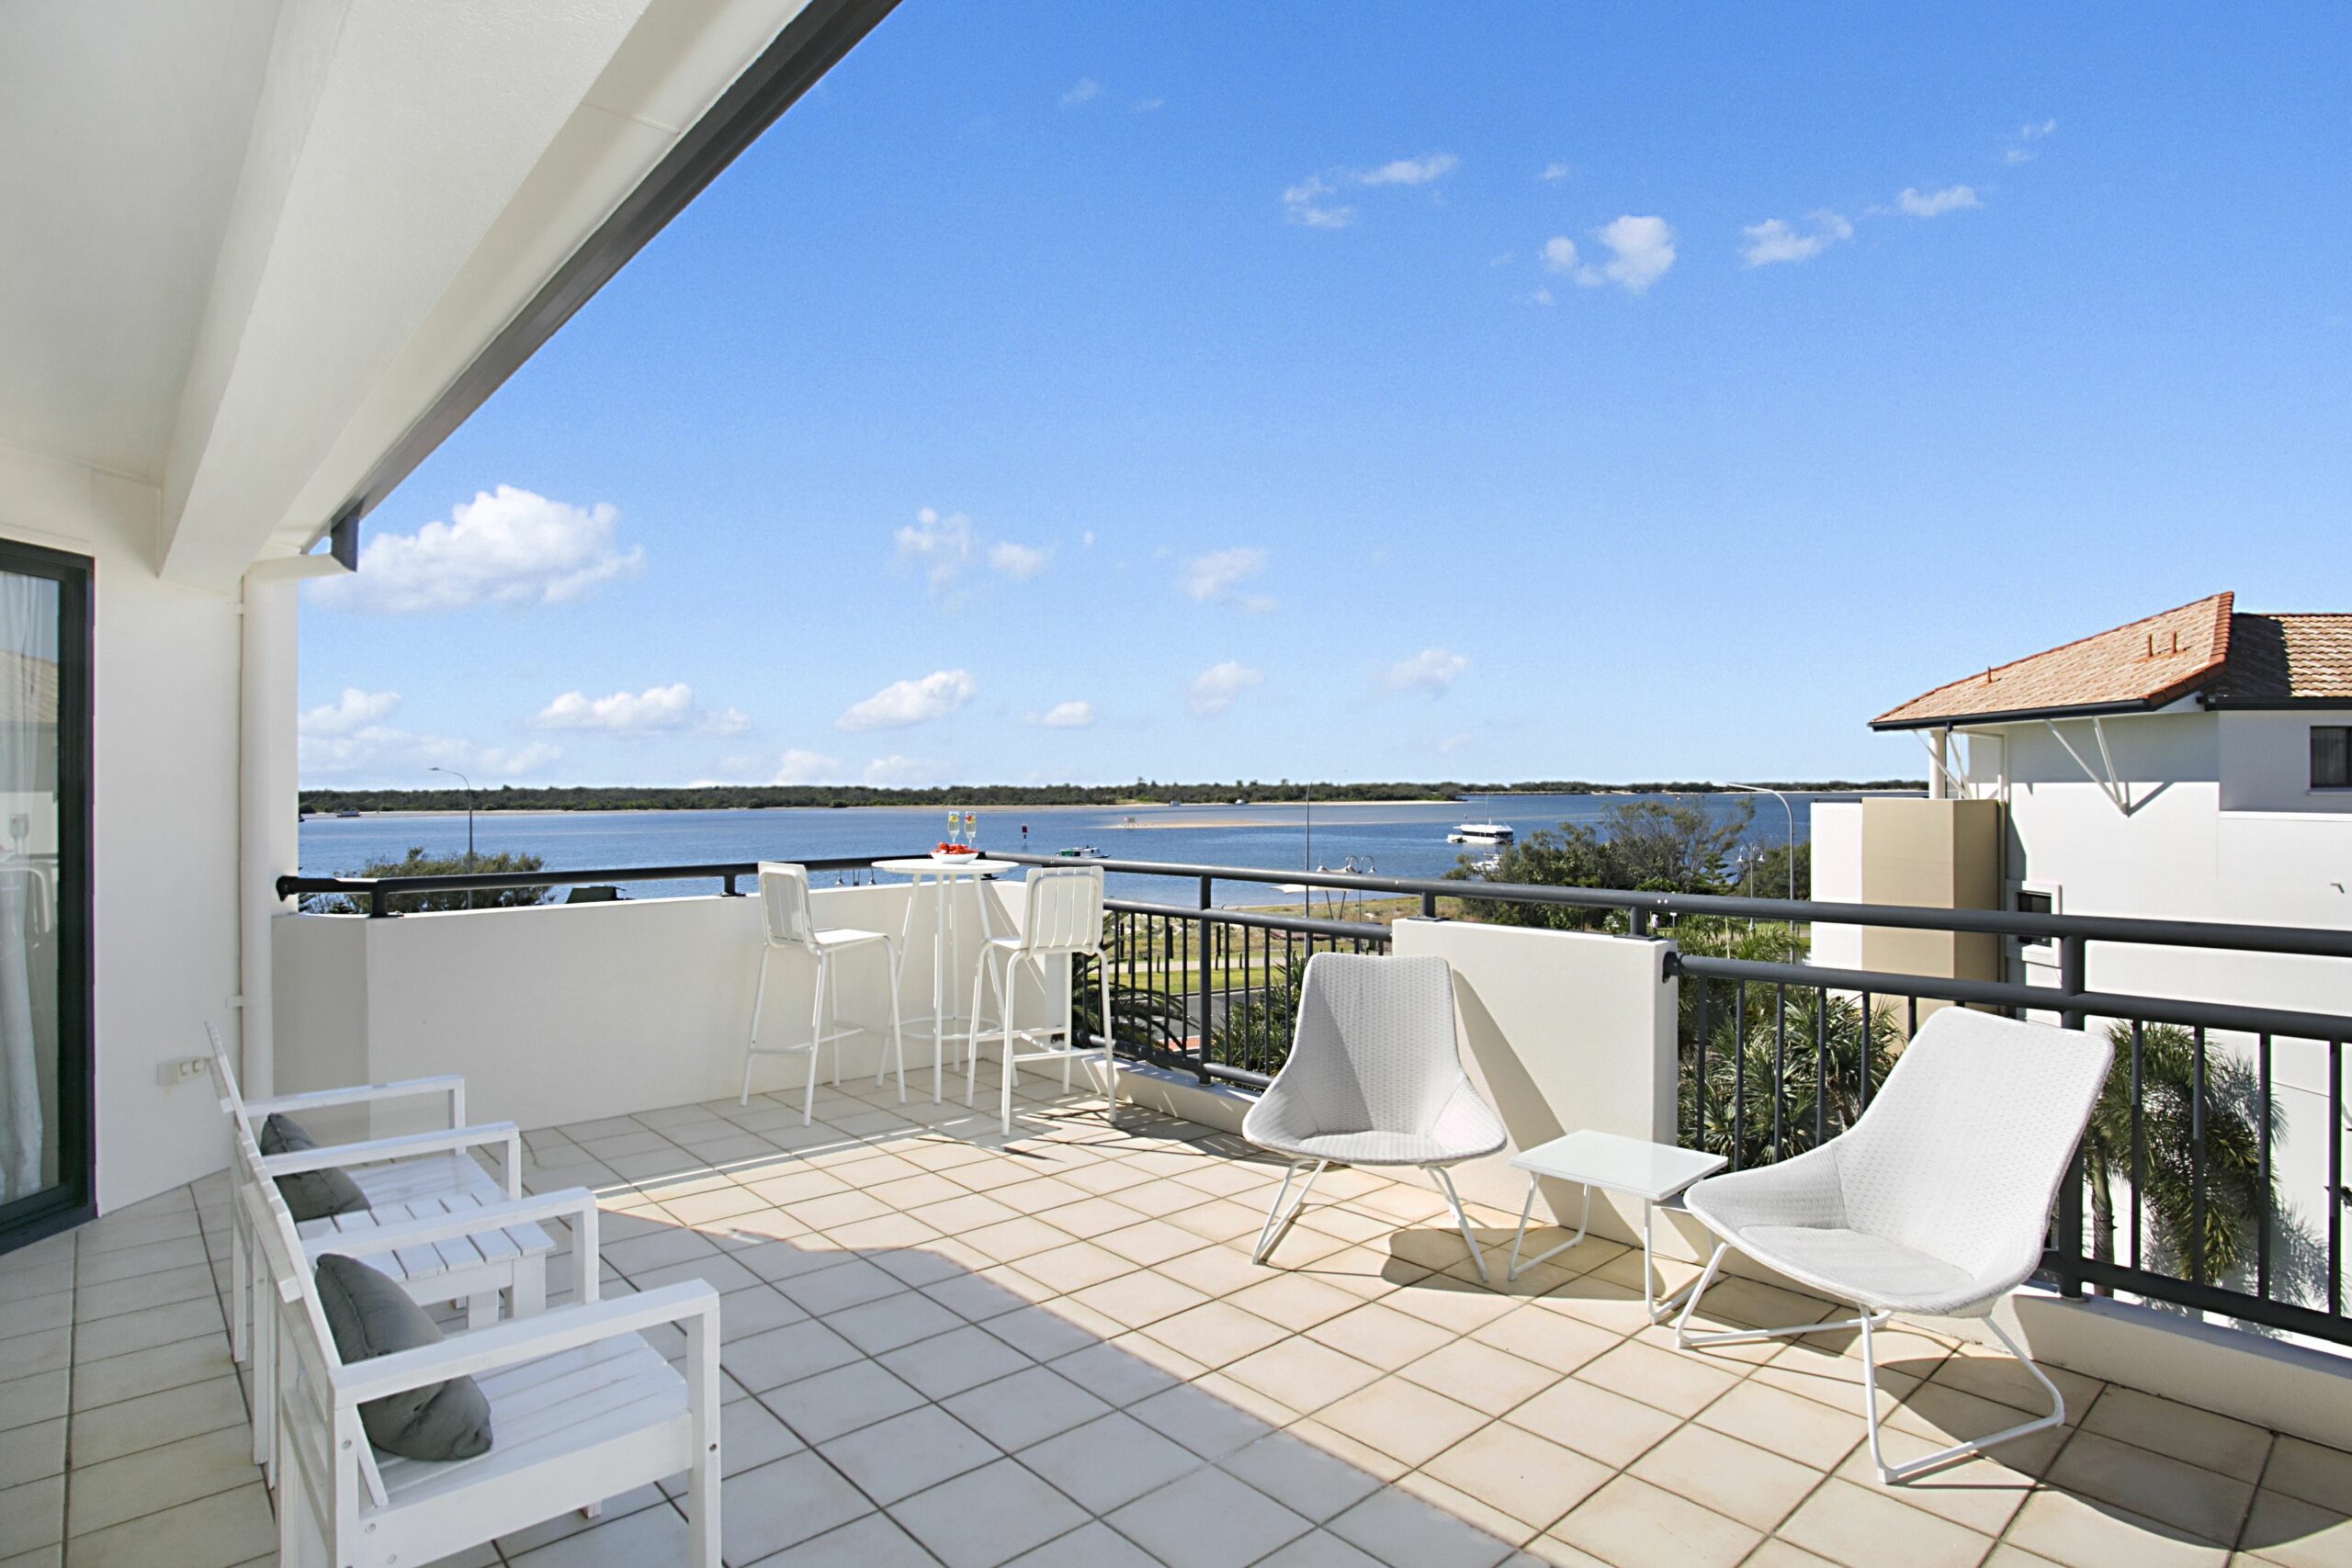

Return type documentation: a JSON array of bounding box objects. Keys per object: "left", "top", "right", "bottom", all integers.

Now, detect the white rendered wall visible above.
[
  {"left": 1967, "top": 711, "right": 2352, "bottom": 1299},
  {"left": 1806, "top": 801, "right": 1863, "bottom": 971},
  {"left": 0, "top": 443, "right": 245, "bottom": 1212},
  {"left": 1390, "top": 919, "right": 1679, "bottom": 1229},
  {"left": 272, "top": 878, "right": 1069, "bottom": 1134}
]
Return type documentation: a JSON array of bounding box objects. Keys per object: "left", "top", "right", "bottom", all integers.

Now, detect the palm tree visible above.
[
  {"left": 1680, "top": 987, "right": 1897, "bottom": 1169},
  {"left": 2083, "top": 1021, "right": 2281, "bottom": 1291}
]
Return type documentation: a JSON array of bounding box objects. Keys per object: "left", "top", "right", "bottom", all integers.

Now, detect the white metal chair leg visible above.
[
  {"left": 1430, "top": 1165, "right": 1492, "bottom": 1285},
  {"left": 1100, "top": 964, "right": 1117, "bottom": 1115},
  {"left": 999, "top": 958, "right": 1020, "bottom": 1135},
  {"left": 1252, "top": 1158, "right": 1327, "bottom": 1263},
  {"left": 799, "top": 957, "right": 827, "bottom": 1126},
  {"left": 739, "top": 946, "right": 771, "bottom": 1105},
  {"left": 966, "top": 953, "right": 997, "bottom": 1109},
  {"left": 876, "top": 938, "right": 908, "bottom": 1101},
  {"left": 825, "top": 953, "right": 842, "bottom": 1089},
  {"left": 1673, "top": 1242, "right": 1890, "bottom": 1348},
  {"left": 1861, "top": 1314, "right": 2065, "bottom": 1483}
]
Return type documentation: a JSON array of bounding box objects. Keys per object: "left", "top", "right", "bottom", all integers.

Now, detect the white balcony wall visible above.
[
  {"left": 0, "top": 443, "right": 243, "bottom": 1212},
  {"left": 272, "top": 879, "right": 1069, "bottom": 1133}
]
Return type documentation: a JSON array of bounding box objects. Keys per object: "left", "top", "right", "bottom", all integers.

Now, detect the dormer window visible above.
[{"left": 2315, "top": 726, "right": 2351, "bottom": 789}]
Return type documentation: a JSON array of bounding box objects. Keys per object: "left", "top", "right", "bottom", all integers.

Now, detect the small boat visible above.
[
  {"left": 1056, "top": 846, "right": 1102, "bottom": 858},
  {"left": 1446, "top": 822, "right": 1514, "bottom": 844},
  {"left": 1471, "top": 853, "right": 1502, "bottom": 875},
  {"left": 334, "top": 809, "right": 361, "bottom": 818}
]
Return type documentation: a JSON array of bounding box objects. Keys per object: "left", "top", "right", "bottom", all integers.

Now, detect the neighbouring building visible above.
[{"left": 1813, "top": 591, "right": 2352, "bottom": 1284}]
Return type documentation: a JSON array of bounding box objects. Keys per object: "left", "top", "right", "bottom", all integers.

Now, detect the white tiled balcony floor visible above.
[{"left": 6, "top": 1066, "right": 2352, "bottom": 1567}]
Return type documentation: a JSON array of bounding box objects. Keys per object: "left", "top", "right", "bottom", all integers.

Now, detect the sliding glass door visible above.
[{"left": 0, "top": 540, "right": 91, "bottom": 1253}]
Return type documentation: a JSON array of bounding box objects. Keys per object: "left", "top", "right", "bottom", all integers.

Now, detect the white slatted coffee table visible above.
[{"left": 1503, "top": 1129, "right": 1725, "bottom": 1319}]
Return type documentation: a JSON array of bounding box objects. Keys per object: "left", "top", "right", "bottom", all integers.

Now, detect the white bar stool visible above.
[{"left": 739, "top": 862, "right": 907, "bottom": 1122}]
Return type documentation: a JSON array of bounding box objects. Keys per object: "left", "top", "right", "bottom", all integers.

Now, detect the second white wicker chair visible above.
[
  {"left": 1674, "top": 1006, "right": 2112, "bottom": 1483},
  {"left": 740, "top": 862, "right": 906, "bottom": 1122},
  {"left": 1241, "top": 953, "right": 1506, "bottom": 1281}
]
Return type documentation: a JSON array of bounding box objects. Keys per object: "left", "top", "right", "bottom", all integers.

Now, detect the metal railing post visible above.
[
  {"left": 1194, "top": 876, "right": 1213, "bottom": 1083},
  {"left": 2052, "top": 934, "right": 2089, "bottom": 1298}
]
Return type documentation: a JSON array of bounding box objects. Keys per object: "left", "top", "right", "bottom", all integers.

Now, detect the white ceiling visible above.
[
  {"left": 0, "top": 0, "right": 825, "bottom": 588},
  {"left": 0, "top": 0, "right": 283, "bottom": 480}
]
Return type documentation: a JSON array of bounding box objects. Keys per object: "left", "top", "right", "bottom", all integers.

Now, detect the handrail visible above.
[
  {"left": 277, "top": 847, "right": 2352, "bottom": 961},
  {"left": 989, "top": 852, "right": 2352, "bottom": 959},
  {"left": 1674, "top": 952, "right": 2352, "bottom": 1043},
  {"left": 276, "top": 855, "right": 895, "bottom": 915}
]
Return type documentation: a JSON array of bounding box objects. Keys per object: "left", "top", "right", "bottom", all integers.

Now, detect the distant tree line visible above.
[{"left": 300, "top": 778, "right": 1924, "bottom": 815}]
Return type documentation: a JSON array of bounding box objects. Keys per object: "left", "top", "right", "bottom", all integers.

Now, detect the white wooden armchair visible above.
[
  {"left": 236, "top": 1140, "right": 722, "bottom": 1567},
  {"left": 208, "top": 1028, "right": 558, "bottom": 1478}
]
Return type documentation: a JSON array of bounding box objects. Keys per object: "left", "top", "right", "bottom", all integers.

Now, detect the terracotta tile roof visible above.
[
  {"left": 2207, "top": 614, "right": 2352, "bottom": 703},
  {"left": 1871, "top": 593, "right": 2234, "bottom": 729},
  {"left": 1874, "top": 594, "right": 2352, "bottom": 728}
]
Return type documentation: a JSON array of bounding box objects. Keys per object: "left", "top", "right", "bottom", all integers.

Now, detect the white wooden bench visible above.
[
  {"left": 235, "top": 1141, "right": 720, "bottom": 1567},
  {"left": 208, "top": 1030, "right": 558, "bottom": 1478}
]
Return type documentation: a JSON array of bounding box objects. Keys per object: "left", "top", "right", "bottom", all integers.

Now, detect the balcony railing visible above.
[{"left": 277, "top": 851, "right": 2352, "bottom": 1348}]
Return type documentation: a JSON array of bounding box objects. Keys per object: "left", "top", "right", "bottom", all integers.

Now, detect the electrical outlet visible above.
[{"left": 154, "top": 1056, "right": 208, "bottom": 1087}]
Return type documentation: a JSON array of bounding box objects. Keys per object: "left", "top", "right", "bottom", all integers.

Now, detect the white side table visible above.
[
  {"left": 1503, "top": 1130, "right": 1726, "bottom": 1319},
  {"left": 873, "top": 857, "right": 1022, "bottom": 1099}
]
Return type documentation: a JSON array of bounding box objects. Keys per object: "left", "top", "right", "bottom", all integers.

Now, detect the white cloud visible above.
[
  {"left": 837, "top": 669, "right": 977, "bottom": 731},
  {"left": 1524, "top": 287, "right": 1555, "bottom": 307},
  {"left": 896, "top": 507, "right": 1048, "bottom": 593},
  {"left": 1740, "top": 209, "right": 1853, "bottom": 267},
  {"left": 1545, "top": 217, "right": 1676, "bottom": 293},
  {"left": 1538, "top": 162, "right": 1573, "bottom": 182},
  {"left": 2005, "top": 118, "right": 2057, "bottom": 164},
  {"left": 1026, "top": 701, "right": 1096, "bottom": 728},
  {"left": 894, "top": 507, "right": 974, "bottom": 591},
  {"left": 1356, "top": 152, "right": 1459, "bottom": 186},
  {"left": 1282, "top": 175, "right": 1355, "bottom": 230},
  {"left": 987, "top": 541, "right": 1051, "bottom": 581},
  {"left": 1895, "top": 184, "right": 1979, "bottom": 218},
  {"left": 774, "top": 749, "right": 842, "bottom": 785},
  {"left": 300, "top": 688, "right": 401, "bottom": 737},
  {"left": 308, "top": 485, "right": 643, "bottom": 615},
  {"left": 1383, "top": 648, "right": 1468, "bottom": 695},
  {"left": 1131, "top": 96, "right": 1164, "bottom": 113},
  {"left": 1080, "top": 530, "right": 1096, "bottom": 549},
  {"left": 533, "top": 682, "right": 695, "bottom": 732},
  {"left": 1060, "top": 77, "right": 1099, "bottom": 107},
  {"left": 1181, "top": 547, "right": 1272, "bottom": 610},
  {"left": 1188, "top": 661, "right": 1263, "bottom": 717},
  {"left": 703, "top": 707, "right": 751, "bottom": 737},
  {"left": 1283, "top": 152, "right": 1458, "bottom": 229},
  {"left": 300, "top": 723, "right": 560, "bottom": 783},
  {"left": 864, "top": 754, "right": 939, "bottom": 786},
  {"left": 1588, "top": 215, "right": 1676, "bottom": 292}
]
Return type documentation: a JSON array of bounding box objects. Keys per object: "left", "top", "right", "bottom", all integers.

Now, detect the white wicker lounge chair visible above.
[
  {"left": 1242, "top": 953, "right": 1506, "bottom": 1281},
  {"left": 1674, "top": 1006, "right": 2112, "bottom": 1483}
]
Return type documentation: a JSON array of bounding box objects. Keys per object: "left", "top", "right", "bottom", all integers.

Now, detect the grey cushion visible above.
[
  {"left": 256, "top": 1114, "right": 370, "bottom": 1224},
  {"left": 314, "top": 1253, "right": 493, "bottom": 1461}
]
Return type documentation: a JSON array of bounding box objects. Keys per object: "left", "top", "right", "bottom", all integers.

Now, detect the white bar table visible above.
[
  {"left": 873, "top": 856, "right": 1022, "bottom": 1100},
  {"left": 1502, "top": 1129, "right": 1726, "bottom": 1319}
]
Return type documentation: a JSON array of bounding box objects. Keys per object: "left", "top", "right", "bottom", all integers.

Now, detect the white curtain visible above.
[{"left": 0, "top": 572, "right": 53, "bottom": 1204}]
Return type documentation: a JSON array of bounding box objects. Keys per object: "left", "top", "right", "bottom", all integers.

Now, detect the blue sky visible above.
[{"left": 299, "top": 2, "right": 2351, "bottom": 789}]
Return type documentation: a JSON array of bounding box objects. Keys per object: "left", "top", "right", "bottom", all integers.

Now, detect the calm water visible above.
[{"left": 297, "top": 794, "right": 1853, "bottom": 907}]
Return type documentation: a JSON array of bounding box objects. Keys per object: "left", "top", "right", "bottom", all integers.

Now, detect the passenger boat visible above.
[{"left": 1445, "top": 821, "right": 1513, "bottom": 844}]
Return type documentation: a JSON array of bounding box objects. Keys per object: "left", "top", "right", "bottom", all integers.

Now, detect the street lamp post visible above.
[{"left": 1720, "top": 782, "right": 1798, "bottom": 956}]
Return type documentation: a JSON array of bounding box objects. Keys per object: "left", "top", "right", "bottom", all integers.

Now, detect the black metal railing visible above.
[{"left": 277, "top": 850, "right": 2352, "bottom": 1344}]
